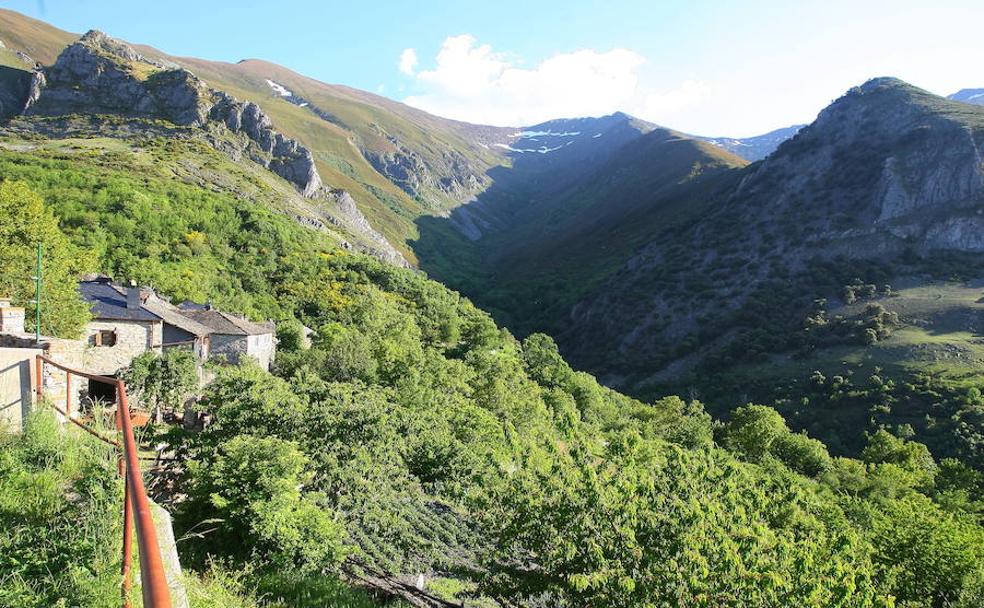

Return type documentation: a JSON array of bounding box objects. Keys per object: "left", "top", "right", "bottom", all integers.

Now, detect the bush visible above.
[{"left": 182, "top": 435, "right": 348, "bottom": 571}]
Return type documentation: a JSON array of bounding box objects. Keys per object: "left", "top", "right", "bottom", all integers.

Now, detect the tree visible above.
[
  {"left": 0, "top": 180, "right": 92, "bottom": 337},
  {"left": 720, "top": 405, "right": 790, "bottom": 461},
  {"left": 862, "top": 430, "right": 937, "bottom": 491},
  {"left": 122, "top": 349, "right": 198, "bottom": 421},
  {"left": 480, "top": 433, "right": 886, "bottom": 607},
  {"left": 521, "top": 333, "right": 575, "bottom": 389},
  {"left": 183, "top": 435, "right": 348, "bottom": 571}
]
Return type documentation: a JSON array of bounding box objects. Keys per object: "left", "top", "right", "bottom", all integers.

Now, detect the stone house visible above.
[
  {"left": 0, "top": 279, "right": 278, "bottom": 428},
  {"left": 78, "top": 277, "right": 276, "bottom": 380},
  {"left": 79, "top": 278, "right": 164, "bottom": 370},
  {"left": 176, "top": 306, "right": 276, "bottom": 370}
]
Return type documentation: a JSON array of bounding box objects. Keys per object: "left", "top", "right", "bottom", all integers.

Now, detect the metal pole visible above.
[
  {"left": 117, "top": 392, "right": 133, "bottom": 608},
  {"left": 117, "top": 381, "right": 172, "bottom": 608},
  {"left": 65, "top": 371, "right": 71, "bottom": 418},
  {"left": 35, "top": 243, "right": 42, "bottom": 343},
  {"left": 121, "top": 476, "right": 133, "bottom": 608}
]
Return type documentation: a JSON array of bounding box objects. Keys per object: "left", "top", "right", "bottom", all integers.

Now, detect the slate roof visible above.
[
  {"left": 180, "top": 309, "right": 275, "bottom": 336},
  {"left": 78, "top": 280, "right": 161, "bottom": 322},
  {"left": 141, "top": 298, "right": 214, "bottom": 337},
  {"left": 80, "top": 279, "right": 273, "bottom": 336},
  {"left": 177, "top": 301, "right": 209, "bottom": 312}
]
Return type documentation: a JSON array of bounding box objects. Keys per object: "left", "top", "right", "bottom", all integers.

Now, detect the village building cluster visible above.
[{"left": 0, "top": 276, "right": 277, "bottom": 431}]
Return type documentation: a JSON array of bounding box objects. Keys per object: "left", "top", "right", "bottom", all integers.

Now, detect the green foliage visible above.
[
  {"left": 721, "top": 405, "right": 833, "bottom": 476},
  {"left": 0, "top": 180, "right": 92, "bottom": 337},
  {"left": 183, "top": 435, "right": 348, "bottom": 572},
  {"left": 123, "top": 349, "right": 199, "bottom": 417},
  {"left": 0, "top": 147, "right": 338, "bottom": 321},
  {"left": 862, "top": 430, "right": 938, "bottom": 492},
  {"left": 481, "top": 433, "right": 886, "bottom": 607},
  {"left": 720, "top": 405, "right": 791, "bottom": 460},
  {"left": 5, "top": 129, "right": 983, "bottom": 608},
  {"left": 0, "top": 412, "right": 122, "bottom": 608},
  {"left": 863, "top": 494, "right": 984, "bottom": 607}
]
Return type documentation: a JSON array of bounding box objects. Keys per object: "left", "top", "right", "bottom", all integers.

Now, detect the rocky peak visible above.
[
  {"left": 75, "top": 29, "right": 143, "bottom": 63},
  {"left": 21, "top": 30, "right": 325, "bottom": 198},
  {"left": 737, "top": 77, "right": 984, "bottom": 249}
]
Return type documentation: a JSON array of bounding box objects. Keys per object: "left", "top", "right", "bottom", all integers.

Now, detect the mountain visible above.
[
  {"left": 950, "top": 87, "right": 984, "bottom": 105},
  {"left": 0, "top": 8, "right": 521, "bottom": 266},
  {"left": 415, "top": 115, "right": 748, "bottom": 333},
  {"left": 1, "top": 11, "right": 982, "bottom": 608},
  {"left": 697, "top": 124, "right": 805, "bottom": 160},
  {"left": 565, "top": 77, "right": 984, "bottom": 379}
]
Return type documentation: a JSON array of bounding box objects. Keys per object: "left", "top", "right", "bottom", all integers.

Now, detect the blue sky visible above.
[{"left": 5, "top": 0, "right": 982, "bottom": 135}]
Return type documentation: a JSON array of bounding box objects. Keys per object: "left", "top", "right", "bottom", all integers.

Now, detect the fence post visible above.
[
  {"left": 121, "top": 475, "right": 133, "bottom": 608},
  {"left": 118, "top": 380, "right": 172, "bottom": 608},
  {"left": 34, "top": 354, "right": 42, "bottom": 403}
]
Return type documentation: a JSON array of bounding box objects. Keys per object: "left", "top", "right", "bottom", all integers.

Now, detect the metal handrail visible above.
[{"left": 35, "top": 354, "right": 172, "bottom": 608}]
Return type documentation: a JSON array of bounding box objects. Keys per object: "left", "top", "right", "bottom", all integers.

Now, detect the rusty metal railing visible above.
[{"left": 35, "top": 354, "right": 173, "bottom": 608}]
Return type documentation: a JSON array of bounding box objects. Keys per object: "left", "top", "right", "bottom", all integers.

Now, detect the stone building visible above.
[
  {"left": 177, "top": 306, "right": 276, "bottom": 370},
  {"left": 0, "top": 279, "right": 278, "bottom": 429},
  {"left": 78, "top": 278, "right": 164, "bottom": 372},
  {"left": 79, "top": 277, "right": 276, "bottom": 373}
]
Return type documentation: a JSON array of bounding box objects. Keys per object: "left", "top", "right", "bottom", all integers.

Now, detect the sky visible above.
[{"left": 4, "top": 0, "right": 982, "bottom": 136}]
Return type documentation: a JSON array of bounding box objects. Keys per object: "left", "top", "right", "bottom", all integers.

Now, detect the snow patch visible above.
[
  {"left": 495, "top": 142, "right": 569, "bottom": 154},
  {"left": 592, "top": 133, "right": 602, "bottom": 138},
  {"left": 266, "top": 79, "right": 293, "bottom": 97},
  {"left": 512, "top": 130, "right": 582, "bottom": 138}
]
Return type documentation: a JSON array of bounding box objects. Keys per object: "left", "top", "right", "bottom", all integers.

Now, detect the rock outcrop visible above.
[
  {"left": 364, "top": 132, "right": 487, "bottom": 206},
  {"left": 559, "top": 78, "right": 984, "bottom": 382},
  {"left": 209, "top": 93, "right": 322, "bottom": 196},
  {"left": 23, "top": 30, "right": 322, "bottom": 197}
]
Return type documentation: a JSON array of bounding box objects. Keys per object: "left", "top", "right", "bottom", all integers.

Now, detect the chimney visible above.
[
  {"left": 126, "top": 281, "right": 141, "bottom": 310},
  {"left": 0, "top": 297, "right": 25, "bottom": 334}
]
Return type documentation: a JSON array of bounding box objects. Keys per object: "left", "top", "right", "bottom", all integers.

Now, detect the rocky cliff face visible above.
[
  {"left": 560, "top": 78, "right": 984, "bottom": 384},
  {"left": 22, "top": 30, "right": 322, "bottom": 198},
  {"left": 733, "top": 78, "right": 984, "bottom": 248},
  {"left": 364, "top": 132, "right": 487, "bottom": 207}
]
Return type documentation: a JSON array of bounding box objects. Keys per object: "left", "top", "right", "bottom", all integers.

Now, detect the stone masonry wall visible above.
[{"left": 81, "top": 320, "right": 161, "bottom": 375}]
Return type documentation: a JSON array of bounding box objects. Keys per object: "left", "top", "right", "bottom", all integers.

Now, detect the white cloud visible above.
[
  {"left": 402, "top": 35, "right": 666, "bottom": 127},
  {"left": 641, "top": 80, "right": 712, "bottom": 118},
  {"left": 398, "top": 48, "right": 418, "bottom": 76}
]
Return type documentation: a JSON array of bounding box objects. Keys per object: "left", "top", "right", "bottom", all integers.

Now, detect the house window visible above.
[{"left": 93, "top": 329, "right": 117, "bottom": 347}]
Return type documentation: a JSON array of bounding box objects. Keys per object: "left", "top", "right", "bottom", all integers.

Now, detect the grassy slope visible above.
[
  {"left": 680, "top": 279, "right": 984, "bottom": 467},
  {"left": 0, "top": 8, "right": 512, "bottom": 265},
  {"left": 419, "top": 128, "right": 749, "bottom": 335},
  {"left": 0, "top": 9, "right": 75, "bottom": 65}
]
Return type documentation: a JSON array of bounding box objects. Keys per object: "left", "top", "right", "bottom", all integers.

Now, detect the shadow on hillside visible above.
[{"left": 0, "top": 65, "right": 32, "bottom": 120}]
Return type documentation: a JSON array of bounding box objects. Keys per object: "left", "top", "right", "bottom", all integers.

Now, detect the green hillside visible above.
[
  {"left": 1, "top": 8, "right": 983, "bottom": 606},
  {"left": 0, "top": 85, "right": 979, "bottom": 607},
  {"left": 416, "top": 126, "right": 748, "bottom": 335},
  {"left": 0, "top": 8, "right": 515, "bottom": 264}
]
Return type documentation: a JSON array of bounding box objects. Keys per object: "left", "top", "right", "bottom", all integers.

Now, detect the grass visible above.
[
  {"left": 0, "top": 411, "right": 396, "bottom": 608},
  {"left": 0, "top": 410, "right": 124, "bottom": 608}
]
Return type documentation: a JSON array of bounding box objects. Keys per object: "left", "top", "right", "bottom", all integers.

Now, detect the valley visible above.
[{"left": 0, "top": 5, "right": 982, "bottom": 608}]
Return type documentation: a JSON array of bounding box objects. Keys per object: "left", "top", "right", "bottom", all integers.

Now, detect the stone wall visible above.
[
  {"left": 81, "top": 320, "right": 161, "bottom": 375},
  {"left": 210, "top": 333, "right": 248, "bottom": 366},
  {"left": 0, "top": 347, "right": 39, "bottom": 432},
  {"left": 246, "top": 333, "right": 275, "bottom": 371}
]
